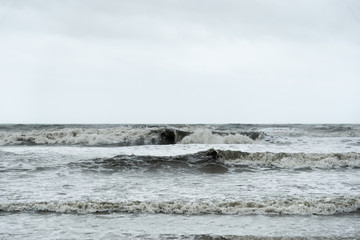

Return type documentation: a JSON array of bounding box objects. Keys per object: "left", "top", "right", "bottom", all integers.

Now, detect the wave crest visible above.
[
  {"left": 0, "top": 127, "right": 262, "bottom": 146},
  {"left": 217, "top": 150, "right": 360, "bottom": 168},
  {"left": 2, "top": 197, "right": 359, "bottom": 215},
  {"left": 180, "top": 129, "right": 254, "bottom": 144},
  {"left": 77, "top": 149, "right": 360, "bottom": 172}
]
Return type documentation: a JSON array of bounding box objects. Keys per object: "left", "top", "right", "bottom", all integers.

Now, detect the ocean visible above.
[{"left": 0, "top": 124, "right": 360, "bottom": 239}]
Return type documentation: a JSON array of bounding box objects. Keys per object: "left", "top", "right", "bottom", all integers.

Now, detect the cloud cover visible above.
[{"left": 1, "top": 0, "right": 360, "bottom": 123}]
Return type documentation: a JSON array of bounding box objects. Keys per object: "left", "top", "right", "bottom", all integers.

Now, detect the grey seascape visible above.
[
  {"left": 1, "top": 0, "right": 360, "bottom": 239},
  {"left": 1, "top": 124, "right": 360, "bottom": 239}
]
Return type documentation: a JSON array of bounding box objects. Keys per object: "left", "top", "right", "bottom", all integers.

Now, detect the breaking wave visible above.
[
  {"left": 72, "top": 149, "right": 227, "bottom": 173},
  {"left": 2, "top": 197, "right": 359, "bottom": 215},
  {"left": 0, "top": 127, "right": 176, "bottom": 146},
  {"left": 217, "top": 150, "right": 360, "bottom": 169},
  {"left": 75, "top": 149, "right": 360, "bottom": 172},
  {"left": 180, "top": 129, "right": 254, "bottom": 144},
  {"left": 0, "top": 127, "right": 260, "bottom": 146}
]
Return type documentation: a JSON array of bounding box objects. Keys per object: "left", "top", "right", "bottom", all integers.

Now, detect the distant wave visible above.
[
  {"left": 0, "top": 127, "right": 260, "bottom": 146},
  {"left": 2, "top": 197, "right": 359, "bottom": 215},
  {"left": 259, "top": 125, "right": 360, "bottom": 139},
  {"left": 180, "top": 129, "right": 254, "bottom": 144},
  {"left": 0, "top": 127, "right": 172, "bottom": 146}
]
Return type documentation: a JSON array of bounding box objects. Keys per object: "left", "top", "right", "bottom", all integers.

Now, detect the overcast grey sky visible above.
[{"left": 1, "top": 0, "right": 359, "bottom": 124}]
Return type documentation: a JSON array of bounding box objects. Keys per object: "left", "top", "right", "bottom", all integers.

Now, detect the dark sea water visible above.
[{"left": 1, "top": 124, "right": 360, "bottom": 239}]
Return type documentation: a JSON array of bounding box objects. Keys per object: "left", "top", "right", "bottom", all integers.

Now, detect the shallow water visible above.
[{"left": 1, "top": 212, "right": 360, "bottom": 239}]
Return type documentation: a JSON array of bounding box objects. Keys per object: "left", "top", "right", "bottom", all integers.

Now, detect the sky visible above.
[{"left": 0, "top": 0, "right": 360, "bottom": 124}]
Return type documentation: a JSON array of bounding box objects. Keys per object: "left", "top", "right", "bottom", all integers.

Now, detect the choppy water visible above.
[{"left": 1, "top": 124, "right": 360, "bottom": 239}]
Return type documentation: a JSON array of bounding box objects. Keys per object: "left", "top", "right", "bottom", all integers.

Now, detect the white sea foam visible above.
[
  {"left": 180, "top": 129, "right": 253, "bottom": 144},
  {"left": 259, "top": 125, "right": 360, "bottom": 138},
  {"left": 0, "top": 127, "right": 256, "bottom": 146},
  {"left": 217, "top": 151, "right": 360, "bottom": 168},
  {"left": 0, "top": 127, "right": 161, "bottom": 146},
  {"left": 2, "top": 197, "right": 359, "bottom": 215}
]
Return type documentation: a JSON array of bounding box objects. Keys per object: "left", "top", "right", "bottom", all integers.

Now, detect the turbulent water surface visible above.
[{"left": 1, "top": 124, "right": 360, "bottom": 239}]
